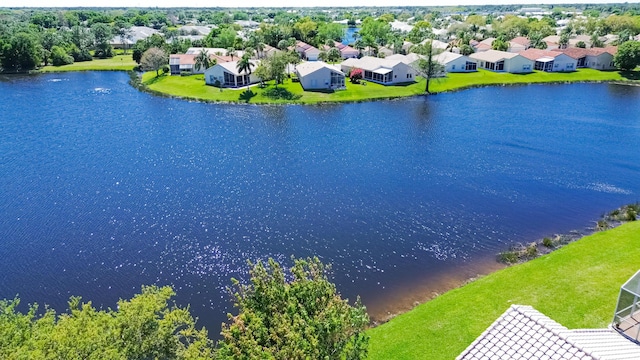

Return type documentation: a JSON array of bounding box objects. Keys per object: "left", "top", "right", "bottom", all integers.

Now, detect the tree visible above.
[
  {"left": 50, "top": 45, "right": 73, "bottom": 66},
  {"left": 528, "top": 32, "right": 547, "bottom": 49},
  {"left": 91, "top": 23, "right": 113, "bottom": 58},
  {"left": 0, "top": 286, "right": 213, "bottom": 359},
  {"left": 492, "top": 38, "right": 509, "bottom": 51},
  {"left": 407, "top": 20, "right": 432, "bottom": 44},
  {"left": 326, "top": 47, "right": 342, "bottom": 63},
  {"left": 217, "top": 257, "right": 369, "bottom": 360},
  {"left": 194, "top": 49, "right": 212, "bottom": 72},
  {"left": 576, "top": 41, "right": 587, "bottom": 48},
  {"left": 140, "top": 47, "right": 167, "bottom": 77},
  {"left": 414, "top": 39, "right": 444, "bottom": 94},
  {"left": 236, "top": 54, "right": 254, "bottom": 89},
  {"left": 254, "top": 63, "right": 270, "bottom": 86},
  {"left": 614, "top": 41, "right": 640, "bottom": 71},
  {"left": 1, "top": 32, "right": 43, "bottom": 72}
]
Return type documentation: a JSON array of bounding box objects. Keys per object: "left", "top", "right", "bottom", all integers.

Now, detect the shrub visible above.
[
  {"left": 50, "top": 46, "right": 73, "bottom": 66},
  {"left": 542, "top": 237, "right": 553, "bottom": 248},
  {"left": 350, "top": 68, "right": 363, "bottom": 83}
]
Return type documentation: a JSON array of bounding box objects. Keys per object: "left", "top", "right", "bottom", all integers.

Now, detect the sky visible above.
[{"left": 3, "top": 0, "right": 634, "bottom": 8}]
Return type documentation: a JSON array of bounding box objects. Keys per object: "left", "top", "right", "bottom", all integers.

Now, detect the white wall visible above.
[
  {"left": 550, "top": 54, "right": 578, "bottom": 72},
  {"left": 444, "top": 56, "right": 475, "bottom": 73},
  {"left": 505, "top": 55, "right": 534, "bottom": 73},
  {"left": 389, "top": 62, "right": 416, "bottom": 83},
  {"left": 586, "top": 53, "right": 615, "bottom": 70}
]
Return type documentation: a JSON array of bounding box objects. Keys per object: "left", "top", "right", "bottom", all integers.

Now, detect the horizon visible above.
[{"left": 2, "top": 0, "right": 636, "bottom": 9}]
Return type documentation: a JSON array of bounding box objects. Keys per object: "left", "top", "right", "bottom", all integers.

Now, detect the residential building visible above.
[
  {"left": 340, "top": 56, "right": 416, "bottom": 85},
  {"left": 552, "top": 46, "right": 618, "bottom": 70},
  {"left": 295, "top": 61, "right": 345, "bottom": 90},
  {"left": 519, "top": 48, "right": 578, "bottom": 72},
  {"left": 469, "top": 50, "right": 534, "bottom": 73},
  {"left": 204, "top": 60, "right": 260, "bottom": 88},
  {"left": 457, "top": 270, "right": 640, "bottom": 360},
  {"left": 110, "top": 26, "right": 159, "bottom": 49},
  {"left": 508, "top": 36, "right": 531, "bottom": 53},
  {"left": 294, "top": 41, "right": 321, "bottom": 61},
  {"left": 433, "top": 52, "right": 478, "bottom": 73}
]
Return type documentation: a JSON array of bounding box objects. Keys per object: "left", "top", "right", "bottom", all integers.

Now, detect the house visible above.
[
  {"left": 420, "top": 39, "right": 449, "bottom": 51},
  {"left": 457, "top": 270, "right": 640, "bottom": 360},
  {"left": 508, "top": 36, "right": 531, "bottom": 53},
  {"left": 469, "top": 50, "right": 534, "bottom": 73},
  {"left": 204, "top": 60, "right": 260, "bottom": 88},
  {"left": 433, "top": 52, "right": 477, "bottom": 73},
  {"left": 169, "top": 54, "right": 195, "bottom": 75},
  {"left": 294, "top": 41, "right": 321, "bottom": 61},
  {"left": 340, "top": 56, "right": 416, "bottom": 85},
  {"left": 177, "top": 25, "right": 214, "bottom": 36},
  {"left": 295, "top": 61, "right": 345, "bottom": 90},
  {"left": 110, "top": 26, "right": 159, "bottom": 49},
  {"left": 519, "top": 48, "right": 578, "bottom": 72},
  {"left": 551, "top": 46, "right": 618, "bottom": 70},
  {"left": 376, "top": 46, "right": 394, "bottom": 57},
  {"left": 321, "top": 41, "right": 359, "bottom": 59}
]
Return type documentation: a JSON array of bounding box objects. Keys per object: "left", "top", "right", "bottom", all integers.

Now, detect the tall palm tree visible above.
[
  {"left": 227, "top": 48, "right": 236, "bottom": 61},
  {"left": 255, "top": 42, "right": 265, "bottom": 59},
  {"left": 236, "top": 54, "right": 254, "bottom": 90},
  {"left": 194, "top": 50, "right": 211, "bottom": 72}
]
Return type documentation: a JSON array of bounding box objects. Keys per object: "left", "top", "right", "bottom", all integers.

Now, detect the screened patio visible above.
[{"left": 613, "top": 270, "right": 640, "bottom": 344}]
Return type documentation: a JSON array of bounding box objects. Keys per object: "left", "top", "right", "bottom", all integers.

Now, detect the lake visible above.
[{"left": 1, "top": 72, "right": 639, "bottom": 333}]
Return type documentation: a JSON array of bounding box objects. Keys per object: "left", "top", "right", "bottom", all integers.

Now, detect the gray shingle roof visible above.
[{"left": 457, "top": 305, "right": 640, "bottom": 360}]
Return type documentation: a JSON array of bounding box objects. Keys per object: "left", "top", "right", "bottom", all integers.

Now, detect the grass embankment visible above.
[
  {"left": 38, "top": 55, "right": 137, "bottom": 72},
  {"left": 140, "top": 68, "right": 638, "bottom": 105},
  {"left": 366, "top": 221, "right": 640, "bottom": 360},
  {"left": 140, "top": 72, "right": 425, "bottom": 104}
]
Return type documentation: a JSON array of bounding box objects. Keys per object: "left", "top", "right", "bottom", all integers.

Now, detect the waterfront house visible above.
[
  {"left": 469, "top": 50, "right": 533, "bottom": 73},
  {"left": 204, "top": 60, "right": 260, "bottom": 88},
  {"left": 457, "top": 271, "right": 640, "bottom": 360},
  {"left": 295, "top": 61, "right": 345, "bottom": 90},
  {"left": 340, "top": 56, "right": 416, "bottom": 85},
  {"left": 433, "top": 52, "right": 478, "bottom": 73},
  {"left": 519, "top": 48, "right": 578, "bottom": 72},
  {"left": 551, "top": 46, "right": 617, "bottom": 70}
]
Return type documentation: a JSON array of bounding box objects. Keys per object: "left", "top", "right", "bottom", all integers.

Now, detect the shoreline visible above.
[
  {"left": 133, "top": 69, "right": 640, "bottom": 106},
  {"left": 366, "top": 203, "right": 638, "bottom": 327}
]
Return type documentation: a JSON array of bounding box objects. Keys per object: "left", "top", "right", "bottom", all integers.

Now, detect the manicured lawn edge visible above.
[
  {"left": 35, "top": 55, "right": 137, "bottom": 73},
  {"left": 135, "top": 68, "right": 639, "bottom": 105},
  {"left": 366, "top": 221, "right": 640, "bottom": 360}
]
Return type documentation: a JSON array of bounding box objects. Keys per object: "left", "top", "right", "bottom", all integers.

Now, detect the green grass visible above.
[
  {"left": 140, "top": 68, "right": 639, "bottom": 105},
  {"left": 140, "top": 72, "right": 426, "bottom": 104},
  {"left": 38, "top": 55, "right": 137, "bottom": 72},
  {"left": 429, "top": 68, "right": 634, "bottom": 93},
  {"left": 367, "top": 221, "right": 640, "bottom": 360}
]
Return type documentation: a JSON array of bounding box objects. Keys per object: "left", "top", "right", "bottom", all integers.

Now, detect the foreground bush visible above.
[{"left": 0, "top": 285, "right": 213, "bottom": 359}]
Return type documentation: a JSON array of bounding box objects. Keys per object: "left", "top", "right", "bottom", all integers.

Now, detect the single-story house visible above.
[
  {"left": 110, "top": 26, "right": 159, "bottom": 49},
  {"left": 177, "top": 25, "right": 215, "bottom": 36},
  {"left": 295, "top": 61, "right": 345, "bottom": 90},
  {"left": 519, "top": 48, "right": 578, "bottom": 72},
  {"left": 551, "top": 46, "right": 617, "bottom": 70},
  {"left": 472, "top": 37, "right": 495, "bottom": 53},
  {"left": 421, "top": 39, "right": 449, "bottom": 51},
  {"left": 458, "top": 270, "right": 640, "bottom": 360},
  {"left": 340, "top": 56, "right": 416, "bottom": 85},
  {"left": 376, "top": 46, "right": 394, "bottom": 57},
  {"left": 509, "top": 36, "right": 531, "bottom": 52},
  {"left": 385, "top": 53, "right": 422, "bottom": 65},
  {"left": 204, "top": 60, "right": 260, "bottom": 88},
  {"left": 469, "top": 50, "right": 534, "bottom": 73},
  {"left": 433, "top": 52, "right": 478, "bottom": 73},
  {"left": 294, "top": 41, "right": 321, "bottom": 61},
  {"left": 169, "top": 54, "right": 195, "bottom": 75}
]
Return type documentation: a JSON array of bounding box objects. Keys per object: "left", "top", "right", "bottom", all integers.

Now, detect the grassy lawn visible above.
[
  {"left": 38, "top": 55, "right": 137, "bottom": 72},
  {"left": 430, "top": 68, "right": 634, "bottom": 93},
  {"left": 367, "top": 221, "right": 640, "bottom": 360},
  {"left": 140, "top": 72, "right": 425, "bottom": 104},
  {"left": 140, "top": 68, "right": 639, "bottom": 105}
]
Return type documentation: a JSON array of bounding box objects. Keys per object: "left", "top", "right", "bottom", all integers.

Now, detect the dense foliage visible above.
[
  {"left": 614, "top": 40, "right": 640, "bottom": 70},
  {"left": 217, "top": 257, "right": 370, "bottom": 360},
  {"left": 0, "top": 286, "right": 213, "bottom": 359}
]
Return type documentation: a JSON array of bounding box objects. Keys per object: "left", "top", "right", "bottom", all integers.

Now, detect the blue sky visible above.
[{"left": 4, "top": 0, "right": 631, "bottom": 8}]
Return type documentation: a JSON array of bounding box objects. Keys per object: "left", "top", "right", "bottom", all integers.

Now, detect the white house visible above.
[
  {"left": 552, "top": 47, "right": 618, "bottom": 70},
  {"left": 340, "top": 56, "right": 416, "bottom": 85},
  {"left": 469, "top": 50, "right": 534, "bottom": 73},
  {"left": 294, "top": 41, "right": 321, "bottom": 61},
  {"left": 458, "top": 271, "right": 640, "bottom": 360},
  {"left": 204, "top": 60, "right": 260, "bottom": 88},
  {"left": 519, "top": 48, "right": 578, "bottom": 72},
  {"left": 110, "top": 26, "right": 159, "bottom": 49},
  {"left": 433, "top": 52, "right": 477, "bottom": 73},
  {"left": 295, "top": 61, "right": 345, "bottom": 91}
]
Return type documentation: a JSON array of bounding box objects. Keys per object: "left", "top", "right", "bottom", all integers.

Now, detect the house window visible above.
[
  {"left": 452, "top": 65, "right": 456, "bottom": 70},
  {"left": 566, "top": 63, "right": 574, "bottom": 70},
  {"left": 465, "top": 61, "right": 477, "bottom": 71},
  {"left": 523, "top": 64, "right": 531, "bottom": 71},
  {"left": 496, "top": 61, "right": 504, "bottom": 71},
  {"left": 610, "top": 62, "right": 615, "bottom": 67}
]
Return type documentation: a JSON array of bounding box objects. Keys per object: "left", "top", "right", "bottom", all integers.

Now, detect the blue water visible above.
[
  {"left": 1, "top": 72, "right": 640, "bottom": 332},
  {"left": 342, "top": 27, "right": 359, "bottom": 45}
]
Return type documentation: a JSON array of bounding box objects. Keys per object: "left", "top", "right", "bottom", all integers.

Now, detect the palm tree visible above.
[
  {"left": 194, "top": 50, "right": 211, "bottom": 72},
  {"left": 354, "top": 39, "right": 365, "bottom": 57},
  {"left": 227, "top": 48, "right": 237, "bottom": 60},
  {"left": 255, "top": 42, "right": 265, "bottom": 59},
  {"left": 236, "top": 54, "right": 254, "bottom": 90}
]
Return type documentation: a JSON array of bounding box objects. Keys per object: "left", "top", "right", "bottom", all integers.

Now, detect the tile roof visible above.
[
  {"left": 510, "top": 36, "right": 531, "bottom": 46},
  {"left": 295, "top": 61, "right": 343, "bottom": 77},
  {"left": 457, "top": 305, "right": 640, "bottom": 360},
  {"left": 519, "top": 48, "right": 567, "bottom": 61},
  {"left": 469, "top": 50, "right": 520, "bottom": 62}
]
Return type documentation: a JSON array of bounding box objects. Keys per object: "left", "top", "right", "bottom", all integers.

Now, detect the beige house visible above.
[
  {"left": 519, "top": 49, "right": 578, "bottom": 72},
  {"left": 469, "top": 50, "right": 534, "bottom": 73},
  {"left": 295, "top": 61, "right": 345, "bottom": 91},
  {"left": 340, "top": 56, "right": 417, "bottom": 85},
  {"left": 204, "top": 60, "right": 260, "bottom": 88}
]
